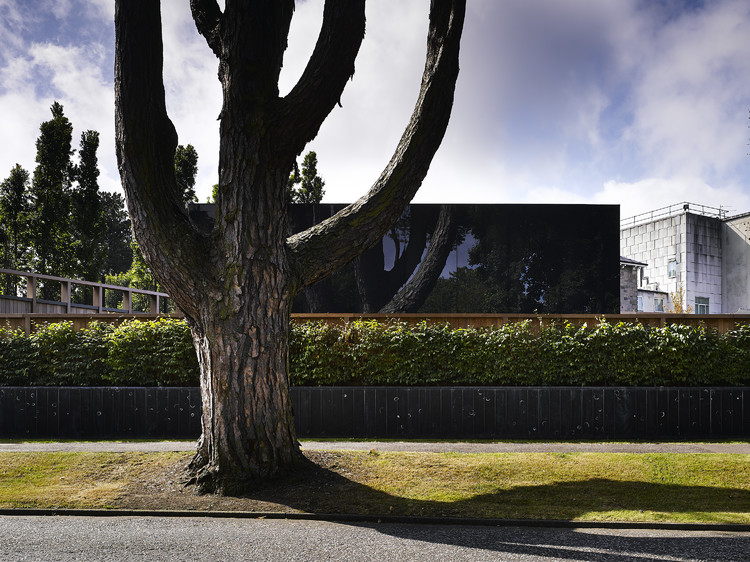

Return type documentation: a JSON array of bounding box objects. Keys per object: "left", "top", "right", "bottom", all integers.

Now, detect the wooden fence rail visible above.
[
  {"left": 291, "top": 312, "right": 750, "bottom": 335},
  {"left": 0, "top": 268, "right": 169, "bottom": 317},
  {"left": 2, "top": 267, "right": 750, "bottom": 335},
  {"left": 3, "top": 311, "right": 750, "bottom": 335}
]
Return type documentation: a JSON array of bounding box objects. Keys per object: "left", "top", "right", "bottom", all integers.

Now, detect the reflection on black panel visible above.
[{"left": 290, "top": 204, "right": 619, "bottom": 314}]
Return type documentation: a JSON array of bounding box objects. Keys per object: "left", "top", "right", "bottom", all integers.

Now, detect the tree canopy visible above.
[{"left": 0, "top": 103, "right": 135, "bottom": 298}]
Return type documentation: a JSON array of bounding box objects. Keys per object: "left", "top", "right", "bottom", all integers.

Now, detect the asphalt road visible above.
[{"left": 2, "top": 515, "right": 749, "bottom": 561}]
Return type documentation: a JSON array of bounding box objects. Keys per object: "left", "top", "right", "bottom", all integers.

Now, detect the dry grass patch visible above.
[{"left": 0, "top": 452, "right": 184, "bottom": 509}]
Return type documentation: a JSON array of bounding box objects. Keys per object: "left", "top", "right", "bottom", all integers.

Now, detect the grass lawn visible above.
[{"left": 0, "top": 450, "right": 748, "bottom": 523}]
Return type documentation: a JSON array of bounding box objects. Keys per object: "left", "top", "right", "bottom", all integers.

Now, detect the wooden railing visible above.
[
  {"left": 0, "top": 268, "right": 170, "bottom": 316},
  {"left": 4, "top": 309, "right": 750, "bottom": 336},
  {"left": 292, "top": 312, "right": 750, "bottom": 335}
]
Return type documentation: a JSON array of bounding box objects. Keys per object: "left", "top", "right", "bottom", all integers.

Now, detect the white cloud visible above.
[
  {"left": 595, "top": 177, "right": 750, "bottom": 220},
  {"left": 3, "top": 0, "right": 750, "bottom": 220},
  {"left": 159, "top": 3, "right": 223, "bottom": 198},
  {"left": 620, "top": 0, "right": 750, "bottom": 181}
]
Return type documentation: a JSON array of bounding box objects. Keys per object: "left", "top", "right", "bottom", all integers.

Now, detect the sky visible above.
[{"left": 2, "top": 0, "right": 750, "bottom": 221}]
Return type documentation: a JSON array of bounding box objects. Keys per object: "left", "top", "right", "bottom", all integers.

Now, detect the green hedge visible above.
[
  {"left": 0, "top": 318, "right": 198, "bottom": 387},
  {"left": 1, "top": 318, "right": 749, "bottom": 387}
]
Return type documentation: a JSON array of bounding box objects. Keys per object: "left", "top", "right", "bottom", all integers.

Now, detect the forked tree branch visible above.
[
  {"left": 190, "top": 0, "right": 223, "bottom": 57},
  {"left": 115, "top": 0, "right": 207, "bottom": 319},
  {"left": 276, "top": 0, "right": 366, "bottom": 156},
  {"left": 287, "top": 0, "right": 465, "bottom": 291}
]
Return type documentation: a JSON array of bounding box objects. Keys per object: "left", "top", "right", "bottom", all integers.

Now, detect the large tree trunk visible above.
[
  {"left": 187, "top": 291, "right": 304, "bottom": 493},
  {"left": 116, "top": 0, "right": 464, "bottom": 494}
]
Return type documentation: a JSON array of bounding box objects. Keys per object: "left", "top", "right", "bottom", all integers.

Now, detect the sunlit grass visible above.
[
  {"left": 0, "top": 452, "right": 184, "bottom": 509},
  {"left": 0, "top": 451, "right": 748, "bottom": 523}
]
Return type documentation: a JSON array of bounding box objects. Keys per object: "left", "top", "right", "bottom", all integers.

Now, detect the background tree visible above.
[
  {"left": 175, "top": 144, "right": 199, "bottom": 205},
  {"left": 668, "top": 283, "right": 693, "bottom": 314},
  {"left": 71, "top": 130, "right": 106, "bottom": 283},
  {"left": 100, "top": 191, "right": 134, "bottom": 276},
  {"left": 107, "top": 144, "right": 200, "bottom": 307},
  {"left": 0, "top": 164, "right": 31, "bottom": 294},
  {"left": 28, "top": 102, "right": 76, "bottom": 298},
  {"left": 287, "top": 151, "right": 325, "bottom": 204},
  {"left": 115, "top": 0, "right": 464, "bottom": 492}
]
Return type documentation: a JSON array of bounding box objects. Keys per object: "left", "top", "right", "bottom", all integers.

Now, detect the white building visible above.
[{"left": 620, "top": 202, "right": 750, "bottom": 314}]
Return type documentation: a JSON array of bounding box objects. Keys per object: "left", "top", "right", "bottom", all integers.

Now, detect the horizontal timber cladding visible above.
[{"left": 1, "top": 386, "right": 748, "bottom": 440}]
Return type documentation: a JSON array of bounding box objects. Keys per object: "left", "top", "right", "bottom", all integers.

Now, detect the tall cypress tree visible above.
[
  {"left": 0, "top": 164, "right": 31, "bottom": 294},
  {"left": 71, "top": 130, "right": 106, "bottom": 281},
  {"left": 100, "top": 191, "right": 133, "bottom": 276},
  {"left": 29, "top": 102, "right": 75, "bottom": 297}
]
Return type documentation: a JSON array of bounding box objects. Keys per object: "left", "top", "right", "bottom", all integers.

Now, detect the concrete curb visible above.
[
  {"left": 1, "top": 508, "right": 749, "bottom": 532},
  {"left": 2, "top": 440, "right": 749, "bottom": 454}
]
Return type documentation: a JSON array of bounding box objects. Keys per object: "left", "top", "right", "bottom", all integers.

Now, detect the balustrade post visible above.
[
  {"left": 60, "top": 280, "right": 71, "bottom": 313},
  {"left": 26, "top": 275, "right": 36, "bottom": 313},
  {"left": 93, "top": 286, "right": 103, "bottom": 312}
]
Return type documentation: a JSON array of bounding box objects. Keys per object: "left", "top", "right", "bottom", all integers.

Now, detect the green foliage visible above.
[
  {"left": 70, "top": 130, "right": 106, "bottom": 282},
  {"left": 174, "top": 144, "right": 198, "bottom": 204},
  {"left": 29, "top": 102, "right": 76, "bottom": 288},
  {"left": 0, "top": 164, "right": 31, "bottom": 292},
  {"left": 288, "top": 319, "right": 750, "bottom": 387},
  {"left": 4, "top": 102, "right": 132, "bottom": 293},
  {"left": 99, "top": 191, "right": 133, "bottom": 275},
  {"left": 1, "top": 319, "right": 749, "bottom": 387},
  {"left": 0, "top": 319, "right": 198, "bottom": 386},
  {"left": 106, "top": 318, "right": 197, "bottom": 386},
  {"left": 287, "top": 151, "right": 325, "bottom": 204}
]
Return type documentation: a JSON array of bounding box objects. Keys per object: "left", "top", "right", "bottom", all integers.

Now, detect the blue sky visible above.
[{"left": 2, "top": 0, "right": 750, "bottom": 220}]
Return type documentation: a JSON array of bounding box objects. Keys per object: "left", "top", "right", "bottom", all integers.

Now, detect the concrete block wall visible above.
[
  {"left": 619, "top": 266, "right": 639, "bottom": 312},
  {"left": 620, "top": 215, "right": 684, "bottom": 301},
  {"left": 685, "top": 214, "right": 722, "bottom": 313},
  {"left": 621, "top": 212, "right": 725, "bottom": 313},
  {"left": 723, "top": 214, "right": 750, "bottom": 312}
]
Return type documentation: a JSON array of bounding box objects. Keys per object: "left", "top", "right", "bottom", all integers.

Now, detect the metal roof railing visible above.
[{"left": 620, "top": 202, "right": 728, "bottom": 229}]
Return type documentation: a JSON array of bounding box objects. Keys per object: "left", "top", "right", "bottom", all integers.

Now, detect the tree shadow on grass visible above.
[
  {"left": 229, "top": 452, "right": 750, "bottom": 560},
  {"left": 241, "top": 452, "right": 750, "bottom": 522}
]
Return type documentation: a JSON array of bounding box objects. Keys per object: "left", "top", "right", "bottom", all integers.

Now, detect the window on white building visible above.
[
  {"left": 667, "top": 259, "right": 677, "bottom": 278},
  {"left": 637, "top": 296, "right": 643, "bottom": 311},
  {"left": 654, "top": 298, "right": 664, "bottom": 312},
  {"left": 695, "top": 297, "right": 709, "bottom": 314}
]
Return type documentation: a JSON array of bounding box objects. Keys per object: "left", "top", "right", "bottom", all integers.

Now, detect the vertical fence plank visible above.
[
  {"left": 633, "top": 388, "right": 648, "bottom": 438},
  {"left": 352, "top": 387, "right": 366, "bottom": 437},
  {"left": 340, "top": 388, "right": 355, "bottom": 438},
  {"left": 385, "top": 388, "right": 403, "bottom": 437},
  {"left": 328, "top": 388, "right": 344, "bottom": 437},
  {"left": 709, "top": 388, "right": 721, "bottom": 435},
  {"left": 613, "top": 388, "right": 635, "bottom": 438},
  {"left": 526, "top": 388, "right": 539, "bottom": 439},
  {"left": 591, "top": 387, "right": 604, "bottom": 437}
]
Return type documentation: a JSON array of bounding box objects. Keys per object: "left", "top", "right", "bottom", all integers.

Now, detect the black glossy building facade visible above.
[{"left": 191, "top": 203, "right": 620, "bottom": 314}]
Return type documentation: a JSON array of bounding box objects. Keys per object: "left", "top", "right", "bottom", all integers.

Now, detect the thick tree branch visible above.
[
  {"left": 287, "top": 0, "right": 465, "bottom": 291},
  {"left": 220, "top": 0, "right": 294, "bottom": 107},
  {"left": 275, "top": 0, "right": 366, "bottom": 156},
  {"left": 190, "top": 0, "right": 223, "bottom": 58},
  {"left": 115, "top": 0, "right": 206, "bottom": 319}
]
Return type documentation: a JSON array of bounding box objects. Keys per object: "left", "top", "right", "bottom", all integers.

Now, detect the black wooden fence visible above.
[{"left": 1, "top": 386, "right": 748, "bottom": 440}]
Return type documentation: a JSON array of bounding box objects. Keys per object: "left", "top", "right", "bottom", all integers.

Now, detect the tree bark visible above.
[{"left": 115, "top": 0, "right": 465, "bottom": 494}]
